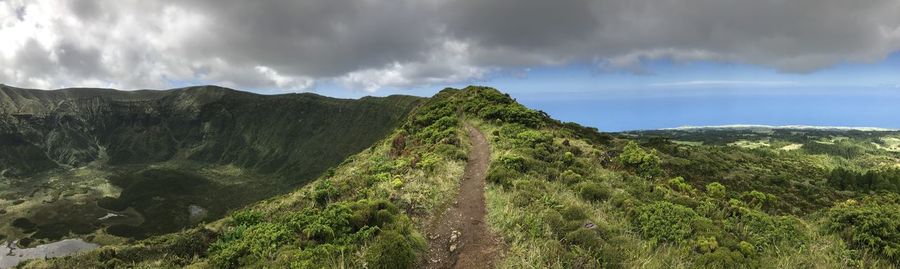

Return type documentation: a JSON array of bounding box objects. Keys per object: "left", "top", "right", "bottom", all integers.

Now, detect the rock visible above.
[
  {"left": 449, "top": 243, "right": 458, "bottom": 252},
  {"left": 450, "top": 230, "right": 461, "bottom": 243}
]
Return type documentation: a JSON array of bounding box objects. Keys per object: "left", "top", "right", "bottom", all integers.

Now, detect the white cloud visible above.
[
  {"left": 0, "top": 0, "right": 898, "bottom": 91},
  {"left": 254, "top": 66, "right": 314, "bottom": 92}
]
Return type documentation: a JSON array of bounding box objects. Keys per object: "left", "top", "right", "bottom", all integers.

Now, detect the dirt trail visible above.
[{"left": 424, "top": 123, "right": 501, "bottom": 269}]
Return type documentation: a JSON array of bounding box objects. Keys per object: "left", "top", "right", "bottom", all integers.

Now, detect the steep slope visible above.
[
  {"left": 21, "top": 86, "right": 899, "bottom": 269},
  {"left": 0, "top": 84, "right": 421, "bottom": 245},
  {"left": 0, "top": 84, "right": 420, "bottom": 178}
]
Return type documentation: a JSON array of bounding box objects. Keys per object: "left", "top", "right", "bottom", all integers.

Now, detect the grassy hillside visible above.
[
  {"left": 19, "top": 86, "right": 900, "bottom": 268},
  {"left": 0, "top": 84, "right": 421, "bottom": 247}
]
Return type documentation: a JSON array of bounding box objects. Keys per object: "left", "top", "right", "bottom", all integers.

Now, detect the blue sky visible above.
[{"left": 298, "top": 52, "right": 900, "bottom": 131}]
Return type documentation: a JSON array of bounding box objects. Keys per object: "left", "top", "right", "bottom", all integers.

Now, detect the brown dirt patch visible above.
[{"left": 423, "top": 123, "right": 501, "bottom": 269}]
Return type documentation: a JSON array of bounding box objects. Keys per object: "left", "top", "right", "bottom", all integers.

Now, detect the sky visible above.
[{"left": 1, "top": 0, "right": 899, "bottom": 131}]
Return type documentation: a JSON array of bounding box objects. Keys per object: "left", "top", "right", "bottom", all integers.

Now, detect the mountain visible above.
[
  {"left": 0, "top": 84, "right": 420, "bottom": 177},
  {"left": 14, "top": 86, "right": 900, "bottom": 268},
  {"left": 0, "top": 84, "right": 421, "bottom": 244}
]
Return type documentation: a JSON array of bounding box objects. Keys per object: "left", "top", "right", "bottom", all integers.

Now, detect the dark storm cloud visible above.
[{"left": 0, "top": 0, "right": 898, "bottom": 90}]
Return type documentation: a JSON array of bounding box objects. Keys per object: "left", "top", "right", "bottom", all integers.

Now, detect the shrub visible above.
[
  {"left": 230, "top": 210, "right": 264, "bottom": 226},
  {"left": 706, "top": 182, "right": 727, "bottom": 199},
  {"left": 694, "top": 248, "right": 755, "bottom": 269},
  {"left": 559, "top": 169, "right": 583, "bottom": 185},
  {"left": 364, "top": 230, "right": 420, "bottom": 269},
  {"left": 242, "top": 223, "right": 292, "bottom": 259},
  {"left": 575, "top": 182, "right": 610, "bottom": 202},
  {"left": 391, "top": 177, "right": 404, "bottom": 189},
  {"left": 726, "top": 207, "right": 805, "bottom": 247},
  {"left": 514, "top": 130, "right": 553, "bottom": 147},
  {"left": 632, "top": 201, "right": 700, "bottom": 244},
  {"left": 349, "top": 199, "right": 400, "bottom": 230},
  {"left": 617, "top": 141, "right": 661, "bottom": 178},
  {"left": 695, "top": 236, "right": 719, "bottom": 253},
  {"left": 498, "top": 154, "right": 527, "bottom": 172},
  {"left": 209, "top": 222, "right": 292, "bottom": 268},
  {"left": 288, "top": 204, "right": 353, "bottom": 241},
  {"left": 312, "top": 179, "right": 338, "bottom": 205},
  {"left": 825, "top": 194, "right": 900, "bottom": 263},
  {"left": 434, "top": 143, "right": 466, "bottom": 160},
  {"left": 737, "top": 241, "right": 755, "bottom": 256},
  {"left": 740, "top": 190, "right": 773, "bottom": 209},
  {"left": 417, "top": 152, "right": 441, "bottom": 171},
  {"left": 541, "top": 209, "right": 567, "bottom": 238},
  {"left": 669, "top": 176, "right": 695, "bottom": 193},
  {"left": 564, "top": 228, "right": 604, "bottom": 251},
  {"left": 562, "top": 151, "right": 576, "bottom": 166},
  {"left": 479, "top": 103, "right": 544, "bottom": 127},
  {"left": 486, "top": 165, "right": 519, "bottom": 187},
  {"left": 561, "top": 204, "right": 590, "bottom": 221}
]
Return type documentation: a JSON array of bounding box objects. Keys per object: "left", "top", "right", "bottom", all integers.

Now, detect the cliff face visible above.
[{"left": 0, "top": 84, "right": 422, "bottom": 180}]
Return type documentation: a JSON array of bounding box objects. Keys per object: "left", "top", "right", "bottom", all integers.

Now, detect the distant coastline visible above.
[{"left": 662, "top": 124, "right": 899, "bottom": 131}]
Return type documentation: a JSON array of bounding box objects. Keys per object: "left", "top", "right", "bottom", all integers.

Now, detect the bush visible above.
[
  {"left": 312, "top": 179, "right": 338, "bottom": 205},
  {"left": 726, "top": 207, "right": 805, "bottom": 247},
  {"left": 514, "top": 130, "right": 553, "bottom": 147},
  {"left": 669, "top": 176, "right": 695, "bottom": 193},
  {"left": 364, "top": 230, "right": 420, "bottom": 269},
  {"left": 562, "top": 151, "right": 576, "bottom": 166},
  {"left": 209, "top": 222, "right": 292, "bottom": 268},
  {"left": 825, "top": 194, "right": 900, "bottom": 263},
  {"left": 740, "top": 190, "right": 773, "bottom": 209},
  {"left": 694, "top": 248, "right": 756, "bottom": 269},
  {"left": 632, "top": 201, "right": 700, "bottom": 244},
  {"left": 486, "top": 165, "right": 519, "bottom": 187},
  {"left": 541, "top": 209, "right": 568, "bottom": 238},
  {"left": 575, "top": 182, "right": 611, "bottom": 202},
  {"left": 288, "top": 204, "right": 353, "bottom": 241},
  {"left": 617, "top": 141, "right": 661, "bottom": 178},
  {"left": 561, "top": 204, "right": 590, "bottom": 221},
  {"left": 706, "top": 182, "right": 727, "bottom": 199},
  {"left": 230, "top": 210, "right": 264, "bottom": 226},
  {"left": 737, "top": 241, "right": 755, "bottom": 256},
  {"left": 479, "top": 103, "right": 544, "bottom": 127},
  {"left": 559, "top": 169, "right": 583, "bottom": 185},
  {"left": 499, "top": 153, "right": 528, "bottom": 172},
  {"left": 695, "top": 236, "right": 718, "bottom": 253},
  {"left": 564, "top": 228, "right": 604, "bottom": 251}
]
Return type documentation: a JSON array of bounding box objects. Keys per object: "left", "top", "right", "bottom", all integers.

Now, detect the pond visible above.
[{"left": 0, "top": 239, "right": 98, "bottom": 268}]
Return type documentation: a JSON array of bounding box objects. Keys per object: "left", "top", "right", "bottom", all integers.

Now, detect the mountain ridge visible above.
[{"left": 0, "top": 84, "right": 423, "bottom": 247}]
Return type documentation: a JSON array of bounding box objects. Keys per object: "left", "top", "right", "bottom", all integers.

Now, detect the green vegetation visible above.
[
  {"left": 21, "top": 85, "right": 466, "bottom": 268},
  {"left": 16, "top": 86, "right": 900, "bottom": 268},
  {"left": 0, "top": 85, "right": 421, "bottom": 244},
  {"left": 632, "top": 201, "right": 699, "bottom": 245},
  {"left": 825, "top": 194, "right": 899, "bottom": 262}
]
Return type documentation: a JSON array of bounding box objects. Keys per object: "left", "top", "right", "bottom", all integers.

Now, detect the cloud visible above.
[{"left": 0, "top": 0, "right": 898, "bottom": 91}]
